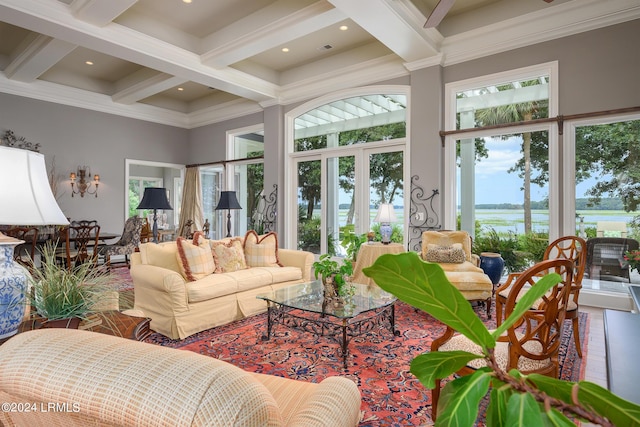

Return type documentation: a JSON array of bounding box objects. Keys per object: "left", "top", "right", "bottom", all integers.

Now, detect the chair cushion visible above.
[
  {"left": 211, "top": 238, "right": 248, "bottom": 272},
  {"left": 424, "top": 243, "right": 466, "bottom": 264},
  {"left": 176, "top": 232, "right": 216, "bottom": 281},
  {"left": 244, "top": 231, "right": 282, "bottom": 268},
  {"left": 439, "top": 332, "right": 552, "bottom": 372},
  {"left": 422, "top": 230, "right": 473, "bottom": 262}
]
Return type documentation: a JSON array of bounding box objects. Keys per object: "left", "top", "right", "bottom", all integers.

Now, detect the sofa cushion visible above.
[
  {"left": 139, "top": 241, "right": 181, "bottom": 273},
  {"left": 422, "top": 230, "right": 473, "bottom": 262},
  {"left": 176, "top": 233, "right": 216, "bottom": 281},
  {"left": 187, "top": 274, "right": 239, "bottom": 302},
  {"left": 244, "top": 230, "right": 282, "bottom": 267},
  {"left": 252, "top": 266, "right": 303, "bottom": 284},
  {"left": 424, "top": 243, "right": 466, "bottom": 264},
  {"left": 211, "top": 238, "right": 247, "bottom": 272}
]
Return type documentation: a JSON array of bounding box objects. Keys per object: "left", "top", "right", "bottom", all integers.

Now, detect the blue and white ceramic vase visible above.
[
  {"left": 0, "top": 240, "right": 28, "bottom": 339},
  {"left": 480, "top": 252, "right": 505, "bottom": 285}
]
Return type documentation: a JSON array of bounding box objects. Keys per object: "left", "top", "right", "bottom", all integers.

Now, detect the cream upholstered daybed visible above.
[
  {"left": 130, "top": 231, "right": 314, "bottom": 339},
  {"left": 0, "top": 329, "right": 361, "bottom": 427}
]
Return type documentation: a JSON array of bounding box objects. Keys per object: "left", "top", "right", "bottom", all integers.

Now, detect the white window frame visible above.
[{"left": 443, "top": 61, "right": 559, "bottom": 239}]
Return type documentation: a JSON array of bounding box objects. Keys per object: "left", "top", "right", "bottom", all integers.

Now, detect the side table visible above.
[
  {"left": 351, "top": 242, "right": 405, "bottom": 286},
  {"left": 0, "top": 311, "right": 152, "bottom": 345}
]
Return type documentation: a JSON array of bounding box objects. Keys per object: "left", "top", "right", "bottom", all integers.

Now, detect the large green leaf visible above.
[
  {"left": 577, "top": 381, "right": 640, "bottom": 426},
  {"left": 486, "top": 385, "right": 511, "bottom": 427},
  {"left": 436, "top": 369, "right": 492, "bottom": 427},
  {"left": 363, "top": 252, "right": 494, "bottom": 349},
  {"left": 492, "top": 273, "right": 561, "bottom": 338},
  {"left": 410, "top": 350, "right": 483, "bottom": 389},
  {"left": 543, "top": 408, "right": 577, "bottom": 427},
  {"left": 506, "top": 393, "right": 544, "bottom": 426},
  {"left": 527, "top": 373, "right": 574, "bottom": 403}
]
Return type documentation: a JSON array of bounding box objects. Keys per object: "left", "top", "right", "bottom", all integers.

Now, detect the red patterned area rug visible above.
[
  {"left": 145, "top": 301, "right": 589, "bottom": 426},
  {"left": 106, "top": 265, "right": 135, "bottom": 292}
]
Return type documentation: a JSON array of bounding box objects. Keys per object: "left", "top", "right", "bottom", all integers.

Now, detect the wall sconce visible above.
[{"left": 70, "top": 166, "right": 99, "bottom": 198}]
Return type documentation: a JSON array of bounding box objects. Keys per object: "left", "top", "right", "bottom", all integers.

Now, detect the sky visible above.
[{"left": 467, "top": 137, "right": 599, "bottom": 205}]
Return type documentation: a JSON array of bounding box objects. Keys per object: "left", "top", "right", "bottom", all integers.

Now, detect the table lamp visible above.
[
  {"left": 0, "top": 146, "right": 69, "bottom": 339},
  {"left": 136, "top": 187, "right": 173, "bottom": 243},
  {"left": 374, "top": 203, "right": 397, "bottom": 245},
  {"left": 216, "top": 191, "right": 242, "bottom": 238}
]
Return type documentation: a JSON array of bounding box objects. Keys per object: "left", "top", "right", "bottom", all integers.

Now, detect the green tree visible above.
[{"left": 473, "top": 82, "right": 549, "bottom": 233}]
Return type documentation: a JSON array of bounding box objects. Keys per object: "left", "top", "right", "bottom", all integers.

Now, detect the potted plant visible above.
[
  {"left": 27, "top": 244, "right": 118, "bottom": 328},
  {"left": 312, "top": 254, "right": 354, "bottom": 299},
  {"left": 363, "top": 252, "right": 640, "bottom": 426}
]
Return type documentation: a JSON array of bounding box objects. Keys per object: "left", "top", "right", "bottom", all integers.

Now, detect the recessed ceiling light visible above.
[
  {"left": 182, "top": 0, "right": 192, "bottom": 3},
  {"left": 282, "top": 47, "right": 289, "bottom": 53},
  {"left": 339, "top": 25, "right": 348, "bottom": 31},
  {"left": 85, "top": 61, "right": 94, "bottom": 65},
  {"left": 177, "top": 87, "right": 184, "bottom": 91}
]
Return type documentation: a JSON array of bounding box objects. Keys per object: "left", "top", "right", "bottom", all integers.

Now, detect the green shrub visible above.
[{"left": 473, "top": 227, "right": 528, "bottom": 273}]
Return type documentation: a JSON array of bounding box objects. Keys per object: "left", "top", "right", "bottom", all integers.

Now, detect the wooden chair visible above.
[
  {"left": 4, "top": 226, "right": 39, "bottom": 268},
  {"left": 55, "top": 224, "right": 101, "bottom": 269},
  {"left": 496, "top": 236, "right": 587, "bottom": 357},
  {"left": 139, "top": 218, "right": 152, "bottom": 243},
  {"left": 430, "top": 258, "right": 574, "bottom": 421},
  {"left": 70, "top": 219, "right": 99, "bottom": 228}
]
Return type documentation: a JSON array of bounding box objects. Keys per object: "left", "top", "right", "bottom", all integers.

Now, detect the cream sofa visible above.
[
  {"left": 130, "top": 235, "right": 314, "bottom": 339},
  {"left": 0, "top": 329, "right": 361, "bottom": 427},
  {"left": 420, "top": 230, "right": 494, "bottom": 316}
]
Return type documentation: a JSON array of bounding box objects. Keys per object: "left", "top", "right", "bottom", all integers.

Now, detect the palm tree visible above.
[{"left": 475, "top": 103, "right": 539, "bottom": 233}]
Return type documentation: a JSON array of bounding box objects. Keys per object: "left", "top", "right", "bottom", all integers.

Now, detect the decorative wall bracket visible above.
[
  {"left": 409, "top": 175, "right": 441, "bottom": 251},
  {"left": 250, "top": 184, "right": 277, "bottom": 233},
  {"left": 1, "top": 130, "right": 40, "bottom": 152}
]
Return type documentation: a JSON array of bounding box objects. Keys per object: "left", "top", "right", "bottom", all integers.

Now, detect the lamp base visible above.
[
  {"left": 380, "top": 223, "right": 392, "bottom": 245},
  {"left": 0, "top": 239, "right": 28, "bottom": 339}
]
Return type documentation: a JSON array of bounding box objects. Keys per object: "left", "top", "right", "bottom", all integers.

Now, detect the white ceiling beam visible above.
[
  {"left": 327, "top": 0, "right": 439, "bottom": 62},
  {"left": 0, "top": 0, "right": 279, "bottom": 102},
  {"left": 4, "top": 33, "right": 76, "bottom": 82},
  {"left": 112, "top": 69, "right": 188, "bottom": 104},
  {"left": 201, "top": 0, "right": 346, "bottom": 68},
  {"left": 69, "top": 0, "right": 139, "bottom": 27}
]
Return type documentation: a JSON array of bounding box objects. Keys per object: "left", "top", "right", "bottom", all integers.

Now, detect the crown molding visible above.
[{"left": 440, "top": 0, "right": 640, "bottom": 66}]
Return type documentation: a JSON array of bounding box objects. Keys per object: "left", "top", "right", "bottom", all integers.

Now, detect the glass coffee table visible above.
[{"left": 257, "top": 280, "right": 398, "bottom": 368}]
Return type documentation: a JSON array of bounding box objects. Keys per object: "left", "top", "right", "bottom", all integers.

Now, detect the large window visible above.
[
  {"left": 444, "top": 62, "right": 558, "bottom": 241},
  {"left": 287, "top": 87, "right": 408, "bottom": 255}
]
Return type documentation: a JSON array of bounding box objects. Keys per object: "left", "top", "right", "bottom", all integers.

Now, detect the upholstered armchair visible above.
[
  {"left": 420, "top": 230, "right": 494, "bottom": 317},
  {"left": 101, "top": 216, "right": 144, "bottom": 268}
]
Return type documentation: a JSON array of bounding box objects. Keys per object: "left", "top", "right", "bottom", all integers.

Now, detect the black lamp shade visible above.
[
  {"left": 215, "top": 191, "right": 242, "bottom": 210},
  {"left": 137, "top": 188, "right": 173, "bottom": 210}
]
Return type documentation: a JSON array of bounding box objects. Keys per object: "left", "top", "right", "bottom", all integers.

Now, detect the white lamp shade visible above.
[
  {"left": 0, "top": 146, "right": 69, "bottom": 225},
  {"left": 373, "top": 203, "right": 397, "bottom": 223}
]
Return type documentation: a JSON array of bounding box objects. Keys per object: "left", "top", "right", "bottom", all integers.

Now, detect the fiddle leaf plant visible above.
[{"left": 363, "top": 252, "right": 640, "bottom": 427}]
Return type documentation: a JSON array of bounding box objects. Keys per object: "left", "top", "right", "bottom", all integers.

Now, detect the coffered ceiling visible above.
[{"left": 0, "top": 0, "right": 638, "bottom": 128}]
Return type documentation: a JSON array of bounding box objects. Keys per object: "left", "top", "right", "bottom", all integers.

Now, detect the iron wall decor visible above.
[
  {"left": 250, "top": 184, "right": 277, "bottom": 233},
  {"left": 408, "top": 175, "right": 441, "bottom": 252}
]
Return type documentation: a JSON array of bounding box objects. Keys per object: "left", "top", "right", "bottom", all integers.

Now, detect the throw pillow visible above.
[
  {"left": 424, "top": 243, "right": 466, "bottom": 264},
  {"left": 139, "top": 242, "right": 181, "bottom": 273},
  {"left": 243, "top": 230, "right": 282, "bottom": 267},
  {"left": 175, "top": 232, "right": 216, "bottom": 281},
  {"left": 211, "top": 238, "right": 247, "bottom": 272}
]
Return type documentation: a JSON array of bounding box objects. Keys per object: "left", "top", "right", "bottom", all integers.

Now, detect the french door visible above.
[{"left": 294, "top": 142, "right": 405, "bottom": 255}]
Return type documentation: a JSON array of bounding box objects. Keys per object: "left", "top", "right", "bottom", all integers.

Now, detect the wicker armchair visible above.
[{"left": 586, "top": 237, "right": 639, "bottom": 282}]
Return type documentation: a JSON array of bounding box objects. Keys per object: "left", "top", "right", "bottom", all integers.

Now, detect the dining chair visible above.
[
  {"left": 55, "top": 224, "right": 101, "bottom": 269},
  {"left": 101, "top": 217, "right": 144, "bottom": 268},
  {"left": 139, "top": 217, "right": 152, "bottom": 243},
  {"left": 70, "top": 219, "right": 99, "bottom": 227},
  {"left": 4, "top": 226, "right": 39, "bottom": 268},
  {"left": 495, "top": 236, "right": 587, "bottom": 356},
  {"left": 430, "top": 258, "right": 574, "bottom": 421}
]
